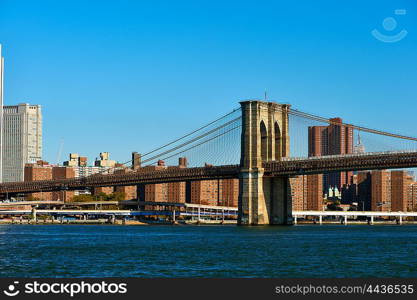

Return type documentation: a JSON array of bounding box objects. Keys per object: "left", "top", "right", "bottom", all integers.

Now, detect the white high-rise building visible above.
[
  {"left": 0, "top": 45, "right": 4, "bottom": 182},
  {"left": 353, "top": 131, "right": 365, "bottom": 154},
  {"left": 2, "top": 103, "right": 42, "bottom": 182}
]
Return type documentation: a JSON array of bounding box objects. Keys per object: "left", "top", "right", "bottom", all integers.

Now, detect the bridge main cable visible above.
[
  {"left": 289, "top": 108, "right": 417, "bottom": 142},
  {"left": 99, "top": 107, "right": 242, "bottom": 172}
]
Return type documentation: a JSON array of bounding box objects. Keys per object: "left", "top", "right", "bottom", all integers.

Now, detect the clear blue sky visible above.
[{"left": 0, "top": 0, "right": 416, "bottom": 164}]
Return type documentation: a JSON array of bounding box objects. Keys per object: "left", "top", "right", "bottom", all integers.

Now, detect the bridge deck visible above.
[
  {"left": 1, "top": 151, "right": 417, "bottom": 194},
  {"left": 0, "top": 165, "right": 240, "bottom": 194},
  {"left": 264, "top": 151, "right": 417, "bottom": 176}
]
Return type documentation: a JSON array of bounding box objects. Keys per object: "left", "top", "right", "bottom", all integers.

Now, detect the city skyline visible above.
[{"left": 0, "top": 0, "right": 416, "bottom": 164}]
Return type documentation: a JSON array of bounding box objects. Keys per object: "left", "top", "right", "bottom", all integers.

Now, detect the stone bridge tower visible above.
[{"left": 238, "top": 100, "right": 292, "bottom": 225}]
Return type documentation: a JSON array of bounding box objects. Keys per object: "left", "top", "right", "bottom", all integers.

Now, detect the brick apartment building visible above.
[
  {"left": 300, "top": 118, "right": 354, "bottom": 211},
  {"left": 24, "top": 160, "right": 75, "bottom": 201},
  {"left": 138, "top": 158, "right": 239, "bottom": 207},
  {"left": 349, "top": 170, "right": 415, "bottom": 212},
  {"left": 391, "top": 171, "right": 414, "bottom": 212}
]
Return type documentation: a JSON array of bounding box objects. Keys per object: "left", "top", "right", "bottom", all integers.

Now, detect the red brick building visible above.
[
  {"left": 308, "top": 118, "right": 353, "bottom": 190},
  {"left": 371, "top": 170, "right": 391, "bottom": 212},
  {"left": 290, "top": 175, "right": 307, "bottom": 211},
  {"left": 24, "top": 161, "right": 75, "bottom": 201},
  {"left": 391, "top": 171, "right": 414, "bottom": 212},
  {"left": 52, "top": 166, "right": 75, "bottom": 202}
]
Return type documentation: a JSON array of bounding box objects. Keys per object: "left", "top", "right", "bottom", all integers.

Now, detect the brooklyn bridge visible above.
[{"left": 1, "top": 100, "right": 417, "bottom": 225}]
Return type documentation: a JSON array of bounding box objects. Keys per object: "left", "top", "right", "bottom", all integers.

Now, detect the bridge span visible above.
[
  {"left": 2, "top": 151, "right": 417, "bottom": 194},
  {"left": 1, "top": 100, "right": 417, "bottom": 225}
]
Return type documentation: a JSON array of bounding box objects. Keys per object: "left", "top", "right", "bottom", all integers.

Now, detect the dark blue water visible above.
[{"left": 0, "top": 225, "right": 416, "bottom": 278}]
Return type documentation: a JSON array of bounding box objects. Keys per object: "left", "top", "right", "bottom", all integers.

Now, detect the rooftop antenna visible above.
[{"left": 264, "top": 90, "right": 267, "bottom": 101}]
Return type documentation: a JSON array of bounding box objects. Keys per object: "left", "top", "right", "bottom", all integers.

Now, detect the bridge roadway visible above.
[{"left": 1, "top": 151, "right": 417, "bottom": 194}]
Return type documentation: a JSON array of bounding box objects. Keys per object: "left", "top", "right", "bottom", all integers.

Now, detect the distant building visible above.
[
  {"left": 290, "top": 174, "right": 323, "bottom": 211},
  {"left": 408, "top": 182, "right": 417, "bottom": 212},
  {"left": 24, "top": 160, "right": 75, "bottom": 201},
  {"left": 290, "top": 175, "right": 307, "bottom": 211},
  {"left": 137, "top": 158, "right": 238, "bottom": 207},
  {"left": 353, "top": 132, "right": 365, "bottom": 154},
  {"left": 114, "top": 168, "right": 137, "bottom": 200},
  {"left": 371, "top": 170, "right": 391, "bottom": 212},
  {"left": 325, "top": 186, "right": 341, "bottom": 201},
  {"left": 308, "top": 118, "right": 354, "bottom": 192},
  {"left": 391, "top": 170, "right": 414, "bottom": 212},
  {"left": 63, "top": 153, "right": 113, "bottom": 178},
  {"left": 63, "top": 153, "right": 88, "bottom": 167},
  {"left": 63, "top": 152, "right": 116, "bottom": 197},
  {"left": 95, "top": 152, "right": 116, "bottom": 167},
  {"left": 357, "top": 171, "right": 372, "bottom": 211},
  {"left": 306, "top": 174, "right": 323, "bottom": 210},
  {"left": 304, "top": 118, "right": 354, "bottom": 210},
  {"left": 2, "top": 103, "right": 42, "bottom": 182},
  {"left": 52, "top": 166, "right": 76, "bottom": 202},
  {"left": 24, "top": 160, "right": 53, "bottom": 201}
]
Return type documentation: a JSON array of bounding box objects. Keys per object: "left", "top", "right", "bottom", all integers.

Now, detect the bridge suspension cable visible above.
[
  {"left": 141, "top": 107, "right": 241, "bottom": 157},
  {"left": 142, "top": 124, "right": 242, "bottom": 167},
  {"left": 140, "top": 117, "right": 241, "bottom": 166},
  {"left": 100, "top": 107, "right": 242, "bottom": 172},
  {"left": 288, "top": 108, "right": 417, "bottom": 142}
]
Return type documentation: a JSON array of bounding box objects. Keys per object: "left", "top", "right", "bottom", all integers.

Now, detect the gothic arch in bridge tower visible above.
[
  {"left": 260, "top": 120, "right": 268, "bottom": 161},
  {"left": 274, "top": 122, "right": 282, "bottom": 160}
]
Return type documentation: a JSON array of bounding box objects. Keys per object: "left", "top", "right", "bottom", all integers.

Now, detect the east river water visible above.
[{"left": 0, "top": 225, "right": 416, "bottom": 277}]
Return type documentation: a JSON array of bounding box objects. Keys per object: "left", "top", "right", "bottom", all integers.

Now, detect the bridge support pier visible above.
[
  {"left": 238, "top": 171, "right": 292, "bottom": 225},
  {"left": 319, "top": 215, "right": 323, "bottom": 225}
]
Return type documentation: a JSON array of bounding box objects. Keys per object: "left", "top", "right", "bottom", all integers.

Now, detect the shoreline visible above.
[
  {"left": 1, "top": 219, "right": 417, "bottom": 226},
  {"left": 0, "top": 219, "right": 238, "bottom": 226}
]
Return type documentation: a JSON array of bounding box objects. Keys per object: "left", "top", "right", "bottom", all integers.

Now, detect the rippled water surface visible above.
[{"left": 0, "top": 225, "right": 416, "bottom": 278}]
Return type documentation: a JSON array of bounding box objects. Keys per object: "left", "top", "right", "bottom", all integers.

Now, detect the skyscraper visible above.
[
  {"left": 0, "top": 45, "right": 4, "bottom": 182},
  {"left": 308, "top": 118, "right": 354, "bottom": 191},
  {"left": 2, "top": 103, "right": 42, "bottom": 182}
]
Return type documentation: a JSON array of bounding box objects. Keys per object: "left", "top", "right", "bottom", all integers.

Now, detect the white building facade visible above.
[{"left": 2, "top": 103, "right": 42, "bottom": 182}]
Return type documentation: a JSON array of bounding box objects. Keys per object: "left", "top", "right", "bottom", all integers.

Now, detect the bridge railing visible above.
[{"left": 264, "top": 151, "right": 417, "bottom": 175}]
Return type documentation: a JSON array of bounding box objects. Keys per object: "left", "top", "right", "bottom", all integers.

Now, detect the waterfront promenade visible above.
[{"left": 0, "top": 206, "right": 417, "bottom": 225}]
